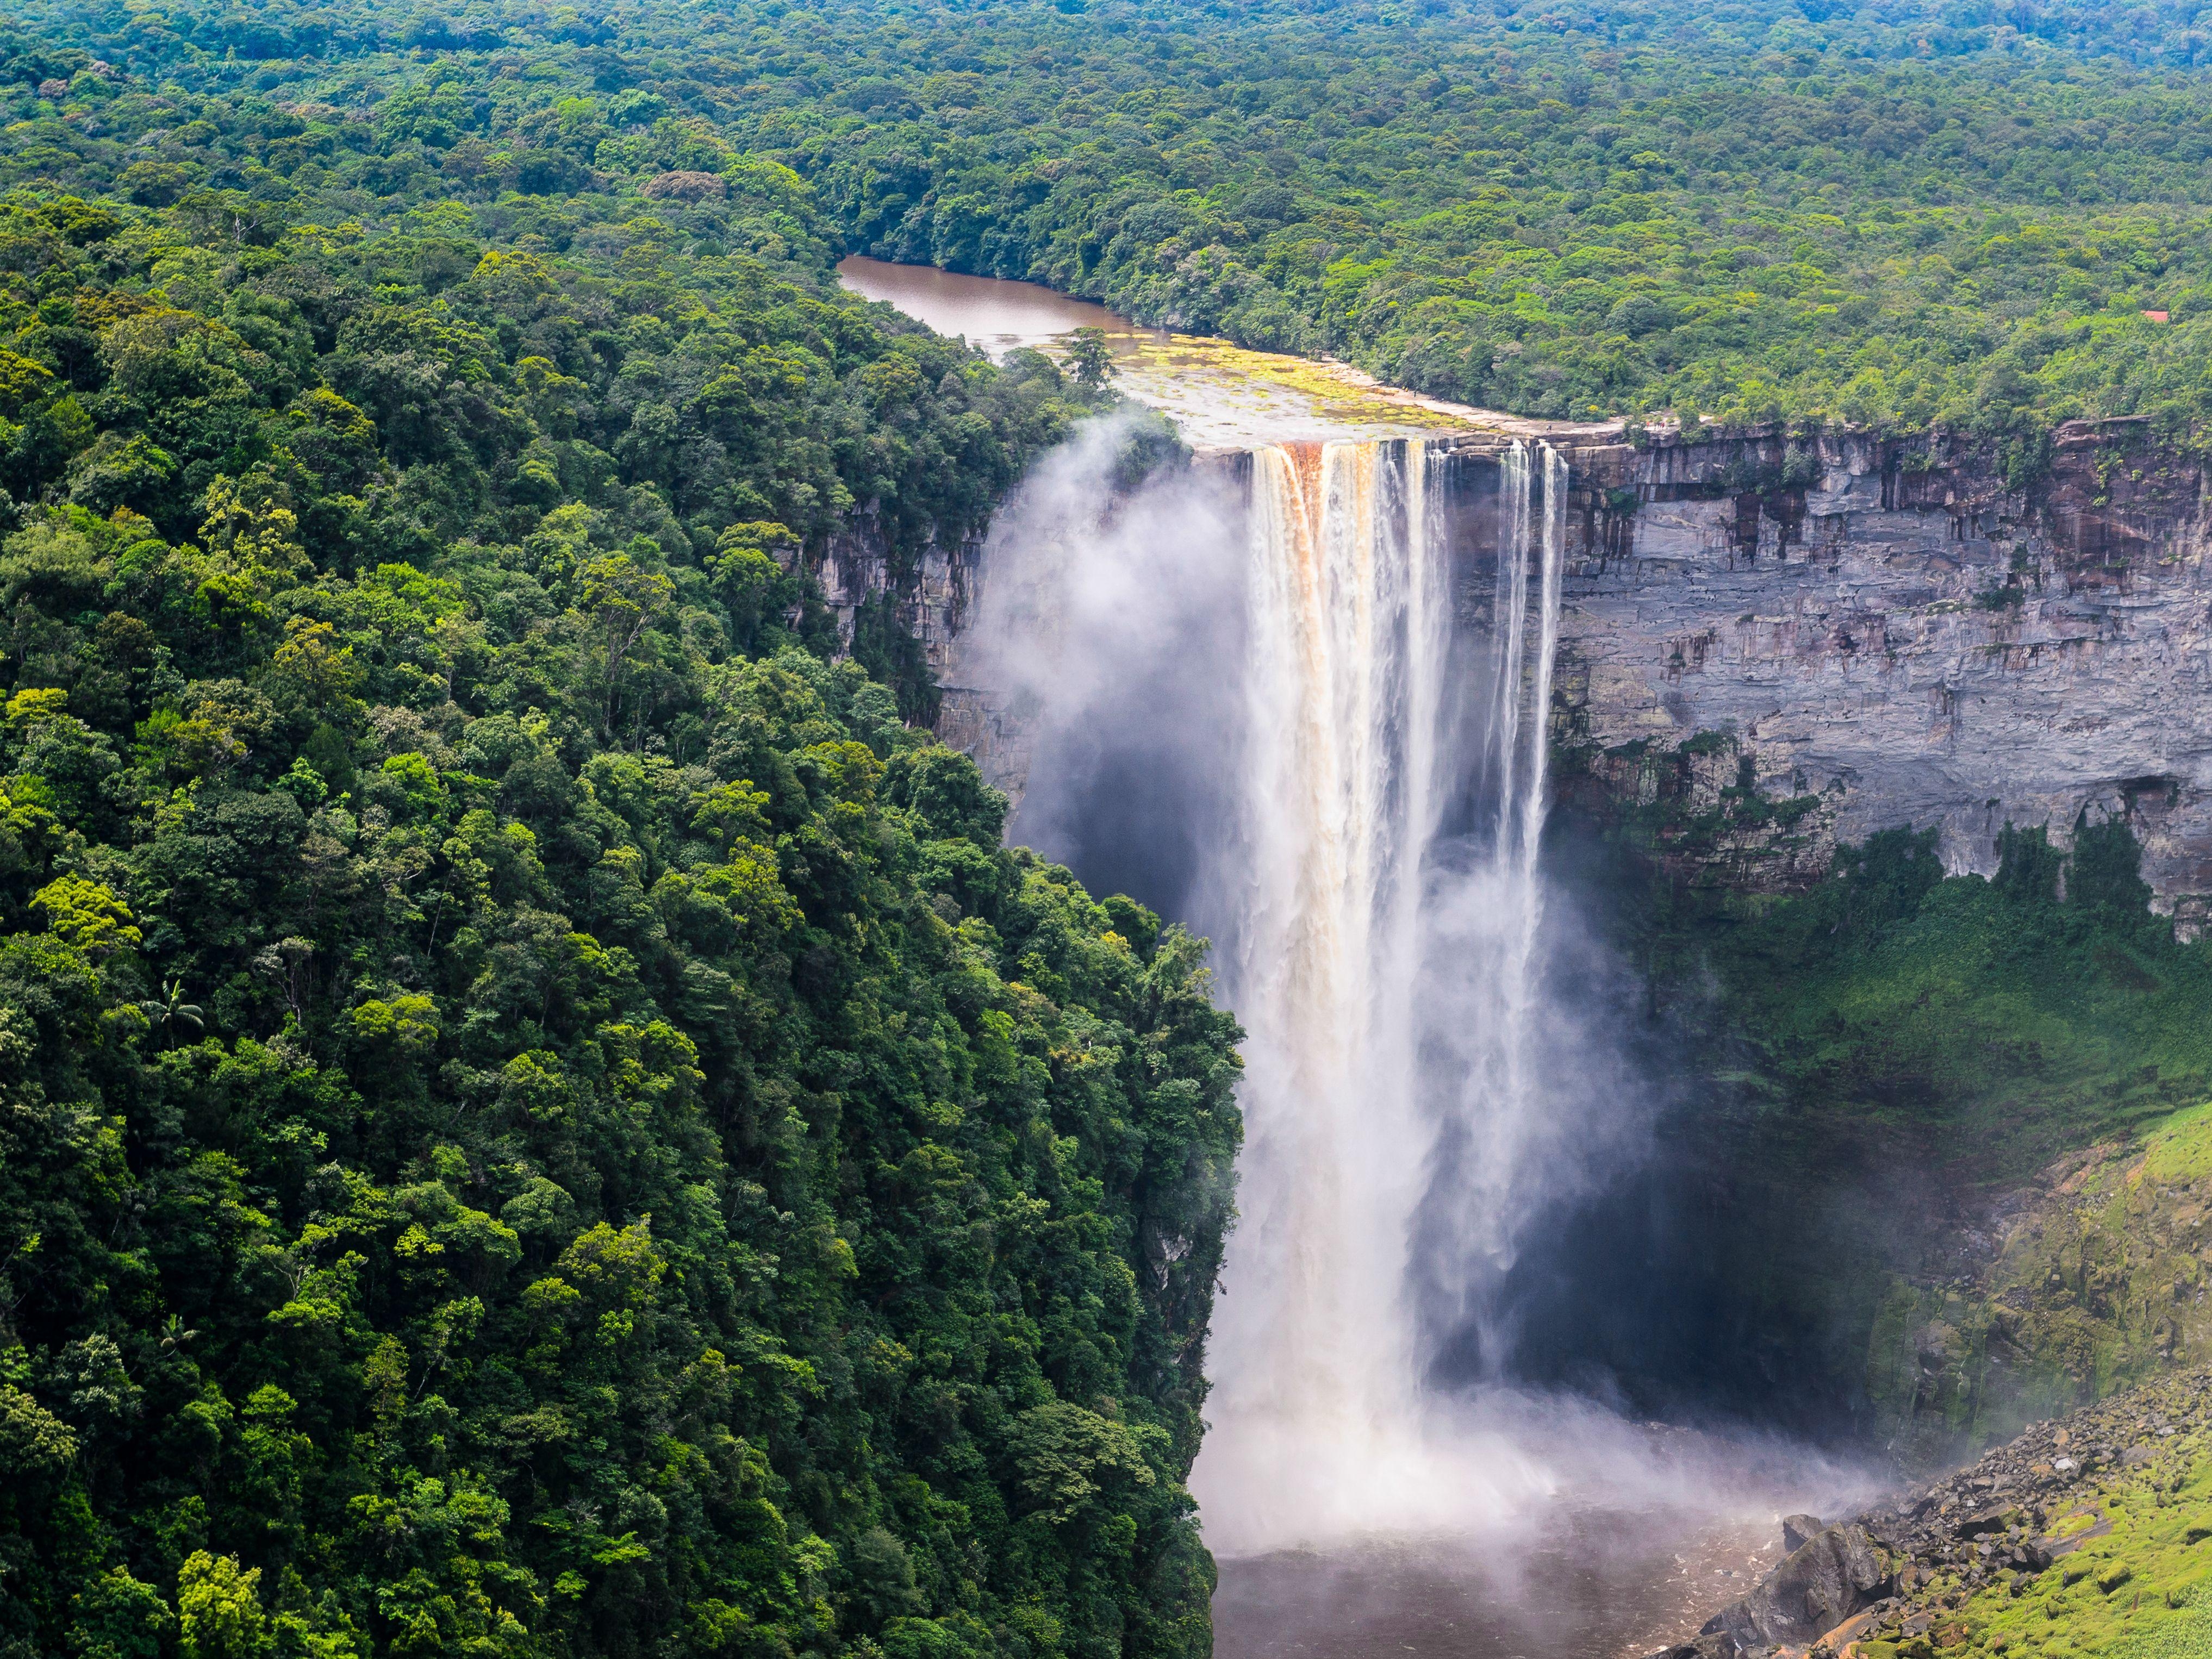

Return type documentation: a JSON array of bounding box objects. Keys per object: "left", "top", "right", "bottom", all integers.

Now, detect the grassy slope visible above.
[{"left": 1850, "top": 1368, "right": 2212, "bottom": 1659}]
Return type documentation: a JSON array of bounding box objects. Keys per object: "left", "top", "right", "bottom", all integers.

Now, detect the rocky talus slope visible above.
[{"left": 1654, "top": 1368, "right": 2212, "bottom": 1659}]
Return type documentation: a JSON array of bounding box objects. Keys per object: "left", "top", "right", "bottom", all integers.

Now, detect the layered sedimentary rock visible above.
[
  {"left": 1440, "top": 420, "right": 2212, "bottom": 924},
  {"left": 929, "top": 418, "right": 2212, "bottom": 923}
]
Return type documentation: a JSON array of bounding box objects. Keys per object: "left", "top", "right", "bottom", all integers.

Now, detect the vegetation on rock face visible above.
[
  {"left": 1864, "top": 1101, "right": 2212, "bottom": 1469},
  {"left": 0, "top": 14, "right": 1245, "bottom": 1659},
  {"left": 1629, "top": 816, "right": 2212, "bottom": 1455}
]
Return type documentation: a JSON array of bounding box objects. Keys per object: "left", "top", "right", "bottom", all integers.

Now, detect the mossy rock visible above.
[
  {"left": 1861, "top": 1096, "right": 2212, "bottom": 1464},
  {"left": 1879, "top": 1431, "right": 2212, "bottom": 1659}
]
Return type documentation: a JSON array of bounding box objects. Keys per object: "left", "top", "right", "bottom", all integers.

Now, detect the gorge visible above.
[
  {"left": 837, "top": 262, "right": 2212, "bottom": 1655},
  {"left": 9, "top": 3, "right": 2212, "bottom": 1654}
]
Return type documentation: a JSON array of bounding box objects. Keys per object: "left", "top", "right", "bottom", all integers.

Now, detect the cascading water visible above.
[
  {"left": 1192, "top": 436, "right": 1574, "bottom": 1552},
  {"left": 1417, "top": 440, "right": 1574, "bottom": 1365},
  {"left": 859, "top": 263, "right": 1868, "bottom": 1649},
  {"left": 1195, "top": 440, "right": 1444, "bottom": 1543}
]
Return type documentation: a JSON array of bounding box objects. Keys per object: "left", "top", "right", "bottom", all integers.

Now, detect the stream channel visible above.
[{"left": 836, "top": 255, "right": 1867, "bottom": 1659}]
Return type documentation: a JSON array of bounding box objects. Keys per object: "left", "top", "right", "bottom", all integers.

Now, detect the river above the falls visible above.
[
  {"left": 837, "top": 254, "right": 1527, "bottom": 447},
  {"left": 836, "top": 254, "right": 1865, "bottom": 1658}
]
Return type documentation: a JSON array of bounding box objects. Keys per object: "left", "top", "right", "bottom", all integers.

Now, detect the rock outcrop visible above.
[
  {"left": 1664, "top": 1365, "right": 2212, "bottom": 1659},
  {"left": 1859, "top": 1101, "right": 2212, "bottom": 1470},
  {"left": 1783, "top": 1514, "right": 1829, "bottom": 1554},
  {"left": 815, "top": 505, "right": 983, "bottom": 683},
  {"left": 1698, "top": 1523, "right": 1892, "bottom": 1652}
]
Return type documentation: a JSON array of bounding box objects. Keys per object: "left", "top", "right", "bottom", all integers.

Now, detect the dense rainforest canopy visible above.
[
  {"left": 16, "top": 0, "right": 2212, "bottom": 442},
  {"left": 0, "top": 8, "right": 1245, "bottom": 1659},
  {"left": 5, "top": 0, "right": 2212, "bottom": 1652}
]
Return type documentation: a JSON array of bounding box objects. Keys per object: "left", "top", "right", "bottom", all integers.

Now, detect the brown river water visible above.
[
  {"left": 834, "top": 254, "right": 1867, "bottom": 1658},
  {"left": 836, "top": 255, "right": 1529, "bottom": 446},
  {"left": 1211, "top": 1486, "right": 1804, "bottom": 1659}
]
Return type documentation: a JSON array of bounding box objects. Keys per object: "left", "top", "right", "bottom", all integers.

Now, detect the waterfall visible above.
[
  {"left": 964, "top": 408, "right": 1852, "bottom": 1596},
  {"left": 1421, "top": 440, "right": 1572, "bottom": 1364},
  {"left": 1194, "top": 436, "right": 1574, "bottom": 1552}
]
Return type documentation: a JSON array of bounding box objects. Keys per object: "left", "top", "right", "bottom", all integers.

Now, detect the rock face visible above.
[
  {"left": 1467, "top": 421, "right": 2212, "bottom": 926},
  {"left": 1858, "top": 1107, "right": 2212, "bottom": 1475},
  {"left": 1782, "top": 1514, "right": 1827, "bottom": 1554},
  {"left": 1699, "top": 1524, "right": 1892, "bottom": 1651},
  {"left": 815, "top": 507, "right": 982, "bottom": 678}
]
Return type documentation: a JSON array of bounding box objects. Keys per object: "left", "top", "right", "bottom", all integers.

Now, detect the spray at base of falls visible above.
[
  {"left": 958, "top": 417, "right": 1851, "bottom": 1566},
  {"left": 1189, "top": 436, "right": 1574, "bottom": 1556}
]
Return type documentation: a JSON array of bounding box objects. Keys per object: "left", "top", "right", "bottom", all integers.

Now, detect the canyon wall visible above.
[
  {"left": 1438, "top": 421, "right": 2212, "bottom": 927},
  {"left": 923, "top": 419, "right": 2212, "bottom": 925}
]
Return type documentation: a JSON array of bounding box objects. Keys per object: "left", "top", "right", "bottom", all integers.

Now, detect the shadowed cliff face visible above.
[{"left": 1506, "top": 420, "right": 2212, "bottom": 932}]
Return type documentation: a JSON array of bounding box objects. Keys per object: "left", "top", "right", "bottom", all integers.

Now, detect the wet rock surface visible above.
[
  {"left": 1784, "top": 1515, "right": 1829, "bottom": 1554},
  {"left": 1697, "top": 1524, "right": 1891, "bottom": 1652},
  {"left": 1656, "top": 1365, "right": 2212, "bottom": 1658}
]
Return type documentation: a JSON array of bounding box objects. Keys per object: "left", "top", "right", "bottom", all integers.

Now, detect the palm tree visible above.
[{"left": 141, "top": 977, "right": 204, "bottom": 1048}]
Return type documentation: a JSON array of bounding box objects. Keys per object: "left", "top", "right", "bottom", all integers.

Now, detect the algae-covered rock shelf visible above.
[{"left": 1862, "top": 1102, "right": 2212, "bottom": 1471}]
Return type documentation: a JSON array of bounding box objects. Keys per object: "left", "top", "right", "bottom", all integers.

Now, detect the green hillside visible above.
[{"left": 0, "top": 20, "right": 1244, "bottom": 1659}]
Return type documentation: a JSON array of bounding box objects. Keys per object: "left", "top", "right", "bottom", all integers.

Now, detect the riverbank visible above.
[
  {"left": 1656, "top": 1365, "right": 2212, "bottom": 1659},
  {"left": 838, "top": 253, "right": 1623, "bottom": 446}
]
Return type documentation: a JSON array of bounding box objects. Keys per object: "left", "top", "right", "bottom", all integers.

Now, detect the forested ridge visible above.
[
  {"left": 0, "top": 10, "right": 1245, "bottom": 1659},
  {"left": 737, "top": 0, "right": 2212, "bottom": 444},
  {"left": 26, "top": 2, "right": 2212, "bottom": 447}
]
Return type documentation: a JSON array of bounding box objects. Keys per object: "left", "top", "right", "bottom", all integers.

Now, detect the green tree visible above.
[{"left": 1063, "top": 327, "right": 1114, "bottom": 391}]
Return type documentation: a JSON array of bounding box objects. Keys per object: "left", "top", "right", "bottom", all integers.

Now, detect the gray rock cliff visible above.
[
  {"left": 930, "top": 420, "right": 2212, "bottom": 925},
  {"left": 1439, "top": 421, "right": 2212, "bottom": 925}
]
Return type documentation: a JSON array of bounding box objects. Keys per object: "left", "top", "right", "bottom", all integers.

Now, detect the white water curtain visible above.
[{"left": 1195, "top": 438, "right": 1577, "bottom": 1554}]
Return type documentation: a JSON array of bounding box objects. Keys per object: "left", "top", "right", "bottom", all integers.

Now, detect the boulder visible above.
[
  {"left": 1783, "top": 1513, "right": 1827, "bottom": 1552},
  {"left": 1644, "top": 1632, "right": 1741, "bottom": 1659},
  {"left": 1702, "top": 1525, "right": 1893, "bottom": 1649},
  {"left": 1952, "top": 1506, "right": 2018, "bottom": 1539}
]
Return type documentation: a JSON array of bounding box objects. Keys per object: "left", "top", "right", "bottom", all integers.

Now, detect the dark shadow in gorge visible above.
[
  {"left": 1416, "top": 808, "right": 1975, "bottom": 1447},
  {"left": 1033, "top": 719, "right": 1900, "bottom": 1443},
  {"left": 1409, "top": 807, "right": 1737, "bottom": 1417}
]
